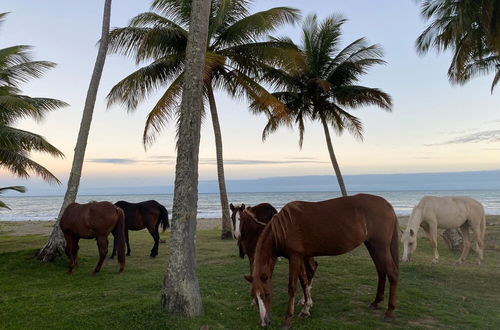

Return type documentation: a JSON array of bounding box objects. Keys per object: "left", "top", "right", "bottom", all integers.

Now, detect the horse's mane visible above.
[{"left": 270, "top": 204, "right": 295, "bottom": 253}]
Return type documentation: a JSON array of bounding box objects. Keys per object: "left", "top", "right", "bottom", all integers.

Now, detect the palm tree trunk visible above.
[
  {"left": 206, "top": 85, "right": 232, "bottom": 240},
  {"left": 160, "top": 0, "right": 210, "bottom": 316},
  {"left": 37, "top": 0, "right": 112, "bottom": 262},
  {"left": 320, "top": 115, "right": 348, "bottom": 197}
]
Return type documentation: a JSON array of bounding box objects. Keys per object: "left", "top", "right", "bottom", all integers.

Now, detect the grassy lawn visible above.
[{"left": 1, "top": 219, "right": 499, "bottom": 329}]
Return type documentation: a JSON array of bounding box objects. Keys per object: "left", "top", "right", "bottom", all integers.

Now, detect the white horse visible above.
[{"left": 401, "top": 196, "right": 485, "bottom": 265}]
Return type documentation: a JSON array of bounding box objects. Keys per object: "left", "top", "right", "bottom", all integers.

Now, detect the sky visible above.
[{"left": 1, "top": 0, "right": 499, "bottom": 194}]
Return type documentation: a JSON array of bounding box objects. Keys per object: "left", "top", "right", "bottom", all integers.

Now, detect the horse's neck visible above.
[
  {"left": 408, "top": 208, "right": 424, "bottom": 233},
  {"left": 253, "top": 226, "right": 277, "bottom": 276}
]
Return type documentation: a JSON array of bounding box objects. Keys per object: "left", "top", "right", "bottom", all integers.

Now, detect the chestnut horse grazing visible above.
[
  {"left": 246, "top": 194, "right": 399, "bottom": 328},
  {"left": 60, "top": 201, "right": 125, "bottom": 274},
  {"left": 401, "top": 196, "right": 485, "bottom": 265},
  {"left": 111, "top": 200, "right": 169, "bottom": 258}
]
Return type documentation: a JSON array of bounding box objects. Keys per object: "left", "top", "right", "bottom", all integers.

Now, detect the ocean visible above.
[{"left": 1, "top": 190, "right": 500, "bottom": 221}]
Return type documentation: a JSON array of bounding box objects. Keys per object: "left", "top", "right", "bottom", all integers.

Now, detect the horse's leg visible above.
[
  {"left": 64, "top": 233, "right": 75, "bottom": 274},
  {"left": 369, "top": 242, "right": 398, "bottom": 321},
  {"left": 428, "top": 221, "right": 439, "bottom": 264},
  {"left": 364, "top": 241, "right": 385, "bottom": 309},
  {"left": 110, "top": 234, "right": 117, "bottom": 259},
  {"left": 93, "top": 236, "right": 108, "bottom": 275},
  {"left": 282, "top": 254, "right": 301, "bottom": 329},
  {"left": 146, "top": 225, "right": 160, "bottom": 258},
  {"left": 470, "top": 220, "right": 485, "bottom": 265},
  {"left": 125, "top": 229, "right": 131, "bottom": 256},
  {"left": 298, "top": 257, "right": 317, "bottom": 306},
  {"left": 456, "top": 223, "right": 471, "bottom": 264}
]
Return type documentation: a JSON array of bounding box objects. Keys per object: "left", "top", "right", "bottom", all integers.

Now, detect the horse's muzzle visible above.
[{"left": 260, "top": 313, "right": 271, "bottom": 327}]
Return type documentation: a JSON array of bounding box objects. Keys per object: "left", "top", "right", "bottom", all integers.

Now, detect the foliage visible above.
[
  {"left": 1, "top": 218, "right": 500, "bottom": 329},
  {"left": 107, "top": 0, "right": 301, "bottom": 146},
  {"left": 0, "top": 185, "right": 25, "bottom": 209},
  {"left": 0, "top": 13, "right": 67, "bottom": 183},
  {"left": 252, "top": 14, "right": 392, "bottom": 147},
  {"left": 415, "top": 0, "right": 500, "bottom": 92}
]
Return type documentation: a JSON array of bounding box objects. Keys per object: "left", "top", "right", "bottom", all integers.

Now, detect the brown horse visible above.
[
  {"left": 59, "top": 201, "right": 125, "bottom": 275},
  {"left": 230, "top": 202, "right": 278, "bottom": 269},
  {"left": 246, "top": 194, "right": 399, "bottom": 328},
  {"left": 231, "top": 203, "right": 319, "bottom": 306},
  {"left": 111, "top": 200, "right": 169, "bottom": 258}
]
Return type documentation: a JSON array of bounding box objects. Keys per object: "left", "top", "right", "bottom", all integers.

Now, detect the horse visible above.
[
  {"left": 59, "top": 201, "right": 125, "bottom": 275},
  {"left": 245, "top": 194, "right": 399, "bottom": 328},
  {"left": 401, "top": 196, "right": 485, "bottom": 265},
  {"left": 231, "top": 202, "right": 319, "bottom": 307},
  {"left": 111, "top": 200, "right": 169, "bottom": 258},
  {"left": 230, "top": 202, "right": 277, "bottom": 268}
]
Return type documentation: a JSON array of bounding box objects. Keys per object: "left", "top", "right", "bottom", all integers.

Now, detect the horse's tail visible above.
[
  {"left": 480, "top": 211, "right": 486, "bottom": 242},
  {"left": 113, "top": 207, "right": 126, "bottom": 272},
  {"left": 158, "top": 204, "right": 170, "bottom": 232},
  {"left": 390, "top": 215, "right": 400, "bottom": 270}
]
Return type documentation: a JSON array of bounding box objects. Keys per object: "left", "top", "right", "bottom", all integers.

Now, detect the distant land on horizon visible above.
[{"left": 5, "top": 170, "right": 500, "bottom": 196}]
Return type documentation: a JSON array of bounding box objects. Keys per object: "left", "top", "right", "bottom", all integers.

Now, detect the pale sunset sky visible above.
[{"left": 1, "top": 0, "right": 499, "bottom": 193}]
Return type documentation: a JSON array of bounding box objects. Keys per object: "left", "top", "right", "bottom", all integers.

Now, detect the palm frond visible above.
[{"left": 0, "top": 149, "right": 61, "bottom": 184}]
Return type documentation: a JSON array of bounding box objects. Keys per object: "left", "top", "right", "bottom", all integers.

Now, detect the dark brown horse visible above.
[
  {"left": 246, "top": 194, "right": 399, "bottom": 328},
  {"left": 59, "top": 201, "right": 125, "bottom": 275},
  {"left": 230, "top": 203, "right": 278, "bottom": 269},
  {"left": 111, "top": 200, "right": 169, "bottom": 258}
]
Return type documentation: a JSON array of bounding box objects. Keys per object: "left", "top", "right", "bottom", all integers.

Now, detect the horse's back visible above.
[
  {"left": 60, "top": 201, "right": 119, "bottom": 238},
  {"left": 274, "top": 194, "right": 396, "bottom": 256},
  {"left": 417, "top": 196, "right": 484, "bottom": 228}
]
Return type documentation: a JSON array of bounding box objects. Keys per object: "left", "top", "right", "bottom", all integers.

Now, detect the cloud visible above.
[
  {"left": 87, "top": 158, "right": 138, "bottom": 164},
  {"left": 426, "top": 129, "right": 500, "bottom": 146},
  {"left": 87, "top": 156, "right": 327, "bottom": 166}
]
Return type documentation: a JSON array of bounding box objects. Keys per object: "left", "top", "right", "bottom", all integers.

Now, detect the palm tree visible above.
[
  {"left": 161, "top": 0, "right": 210, "bottom": 316},
  {"left": 37, "top": 0, "right": 113, "bottom": 262},
  {"left": 416, "top": 0, "right": 500, "bottom": 92},
  {"left": 0, "top": 186, "right": 26, "bottom": 209},
  {"left": 107, "top": 0, "right": 299, "bottom": 239},
  {"left": 253, "top": 14, "right": 392, "bottom": 196},
  {"left": 0, "top": 13, "right": 66, "bottom": 184}
]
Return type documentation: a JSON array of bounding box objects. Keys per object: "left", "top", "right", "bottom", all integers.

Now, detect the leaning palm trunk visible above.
[
  {"left": 206, "top": 85, "right": 232, "bottom": 239},
  {"left": 320, "top": 115, "right": 348, "bottom": 197},
  {"left": 161, "top": 0, "right": 210, "bottom": 316},
  {"left": 37, "top": 0, "right": 112, "bottom": 262}
]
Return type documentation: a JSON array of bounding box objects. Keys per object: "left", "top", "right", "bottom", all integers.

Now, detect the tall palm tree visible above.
[
  {"left": 416, "top": 0, "right": 500, "bottom": 92},
  {"left": 161, "top": 0, "right": 210, "bottom": 316},
  {"left": 253, "top": 14, "right": 392, "bottom": 196},
  {"left": 0, "top": 13, "right": 66, "bottom": 184},
  {"left": 37, "top": 0, "right": 113, "bottom": 262},
  {"left": 107, "top": 0, "right": 299, "bottom": 239}
]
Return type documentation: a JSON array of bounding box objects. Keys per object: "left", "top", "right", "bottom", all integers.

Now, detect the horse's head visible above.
[
  {"left": 229, "top": 203, "right": 245, "bottom": 240},
  {"left": 401, "top": 228, "right": 417, "bottom": 262},
  {"left": 245, "top": 271, "right": 273, "bottom": 327}
]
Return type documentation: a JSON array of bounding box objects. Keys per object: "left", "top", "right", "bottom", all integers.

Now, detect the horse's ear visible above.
[
  {"left": 244, "top": 274, "right": 253, "bottom": 283},
  {"left": 260, "top": 274, "right": 268, "bottom": 282},
  {"left": 230, "top": 203, "right": 234, "bottom": 211},
  {"left": 241, "top": 203, "right": 245, "bottom": 210},
  {"left": 410, "top": 229, "right": 414, "bottom": 236}
]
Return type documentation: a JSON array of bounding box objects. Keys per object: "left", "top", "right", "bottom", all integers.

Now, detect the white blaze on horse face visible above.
[
  {"left": 401, "top": 231, "right": 416, "bottom": 262},
  {"left": 256, "top": 292, "right": 267, "bottom": 326},
  {"left": 234, "top": 212, "right": 241, "bottom": 240}
]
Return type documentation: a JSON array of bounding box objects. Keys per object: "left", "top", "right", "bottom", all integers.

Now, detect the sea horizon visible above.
[{"left": 2, "top": 189, "right": 500, "bottom": 221}]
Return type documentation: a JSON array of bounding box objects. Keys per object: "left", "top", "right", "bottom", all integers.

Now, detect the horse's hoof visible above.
[
  {"left": 91, "top": 272, "right": 97, "bottom": 276},
  {"left": 280, "top": 324, "right": 290, "bottom": 330},
  {"left": 455, "top": 260, "right": 463, "bottom": 265},
  {"left": 382, "top": 316, "right": 394, "bottom": 322},
  {"left": 369, "top": 303, "right": 379, "bottom": 310},
  {"left": 431, "top": 259, "right": 439, "bottom": 265},
  {"left": 299, "top": 311, "right": 310, "bottom": 318},
  {"left": 66, "top": 270, "right": 73, "bottom": 275},
  {"left": 297, "top": 297, "right": 305, "bottom": 306},
  {"left": 159, "top": 239, "right": 166, "bottom": 244},
  {"left": 126, "top": 253, "right": 131, "bottom": 256}
]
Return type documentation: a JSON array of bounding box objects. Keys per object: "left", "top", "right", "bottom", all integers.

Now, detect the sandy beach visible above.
[{"left": 0, "top": 218, "right": 223, "bottom": 236}]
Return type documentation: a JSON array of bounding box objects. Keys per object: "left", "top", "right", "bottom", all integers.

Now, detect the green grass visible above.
[{"left": 1, "top": 221, "right": 499, "bottom": 330}]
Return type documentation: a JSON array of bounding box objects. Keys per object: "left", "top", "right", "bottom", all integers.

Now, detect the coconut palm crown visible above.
[
  {"left": 0, "top": 12, "right": 66, "bottom": 184},
  {"left": 107, "top": 0, "right": 300, "bottom": 145},
  {"left": 416, "top": 0, "right": 500, "bottom": 92},
  {"left": 253, "top": 14, "right": 393, "bottom": 196}
]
